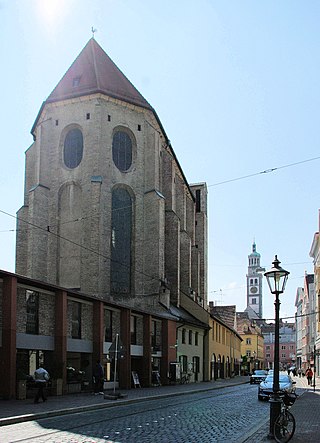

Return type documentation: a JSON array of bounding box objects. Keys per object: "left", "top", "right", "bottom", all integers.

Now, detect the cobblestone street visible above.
[{"left": 1, "top": 383, "right": 269, "bottom": 443}]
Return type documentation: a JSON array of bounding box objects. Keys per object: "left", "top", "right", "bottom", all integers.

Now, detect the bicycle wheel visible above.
[{"left": 274, "top": 410, "right": 296, "bottom": 443}]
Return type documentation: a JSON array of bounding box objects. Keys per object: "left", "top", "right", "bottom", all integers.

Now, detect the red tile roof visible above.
[{"left": 46, "top": 38, "right": 152, "bottom": 110}]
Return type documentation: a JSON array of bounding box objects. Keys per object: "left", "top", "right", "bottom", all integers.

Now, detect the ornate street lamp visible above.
[{"left": 264, "top": 255, "right": 289, "bottom": 439}]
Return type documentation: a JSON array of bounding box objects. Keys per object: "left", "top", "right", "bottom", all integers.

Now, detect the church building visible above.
[{"left": 7, "top": 38, "right": 210, "bottom": 395}]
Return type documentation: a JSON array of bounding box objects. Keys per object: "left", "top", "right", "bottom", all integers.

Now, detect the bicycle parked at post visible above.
[{"left": 273, "top": 391, "right": 298, "bottom": 443}]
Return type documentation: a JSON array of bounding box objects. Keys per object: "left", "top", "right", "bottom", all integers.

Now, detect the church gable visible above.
[{"left": 46, "top": 38, "right": 152, "bottom": 110}]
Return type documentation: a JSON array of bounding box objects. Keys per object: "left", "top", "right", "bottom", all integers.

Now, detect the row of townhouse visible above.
[
  {"left": 261, "top": 322, "right": 296, "bottom": 370},
  {"left": 300, "top": 214, "right": 320, "bottom": 374},
  {"left": 0, "top": 269, "right": 242, "bottom": 399},
  {"left": 295, "top": 273, "right": 316, "bottom": 373}
]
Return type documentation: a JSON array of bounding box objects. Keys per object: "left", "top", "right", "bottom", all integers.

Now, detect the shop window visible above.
[
  {"left": 151, "top": 320, "right": 161, "bottom": 351},
  {"left": 104, "top": 309, "right": 113, "bottom": 342},
  {"left": 26, "top": 290, "right": 39, "bottom": 334},
  {"left": 71, "top": 301, "right": 81, "bottom": 339}
]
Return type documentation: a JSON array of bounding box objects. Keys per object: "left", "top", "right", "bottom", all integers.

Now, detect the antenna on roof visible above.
[{"left": 91, "top": 27, "right": 97, "bottom": 39}]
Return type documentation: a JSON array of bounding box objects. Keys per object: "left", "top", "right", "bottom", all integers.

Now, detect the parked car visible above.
[
  {"left": 258, "top": 374, "right": 296, "bottom": 401},
  {"left": 250, "top": 369, "right": 268, "bottom": 384}
]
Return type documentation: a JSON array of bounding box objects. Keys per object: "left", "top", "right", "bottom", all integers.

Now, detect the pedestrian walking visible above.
[
  {"left": 306, "top": 367, "right": 313, "bottom": 385},
  {"left": 34, "top": 364, "right": 50, "bottom": 403},
  {"left": 93, "top": 360, "right": 104, "bottom": 395}
]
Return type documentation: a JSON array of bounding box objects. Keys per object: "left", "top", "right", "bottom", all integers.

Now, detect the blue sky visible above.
[{"left": 1, "top": 0, "right": 319, "bottom": 320}]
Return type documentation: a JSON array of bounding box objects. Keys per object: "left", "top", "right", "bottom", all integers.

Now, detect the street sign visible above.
[{"left": 109, "top": 335, "right": 126, "bottom": 359}]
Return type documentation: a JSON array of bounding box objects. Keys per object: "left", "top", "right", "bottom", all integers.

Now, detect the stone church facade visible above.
[
  {"left": 1, "top": 39, "right": 211, "bottom": 398},
  {"left": 16, "top": 38, "right": 208, "bottom": 313}
]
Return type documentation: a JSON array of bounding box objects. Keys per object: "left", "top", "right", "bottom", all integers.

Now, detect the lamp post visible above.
[
  {"left": 252, "top": 351, "right": 256, "bottom": 373},
  {"left": 264, "top": 255, "right": 289, "bottom": 439}
]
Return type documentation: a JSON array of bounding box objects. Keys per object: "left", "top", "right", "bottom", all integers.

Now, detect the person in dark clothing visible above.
[
  {"left": 93, "top": 360, "right": 104, "bottom": 394},
  {"left": 306, "top": 367, "right": 313, "bottom": 386}
]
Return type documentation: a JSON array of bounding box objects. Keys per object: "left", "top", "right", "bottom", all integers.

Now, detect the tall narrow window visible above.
[
  {"left": 105, "top": 309, "right": 113, "bottom": 342},
  {"left": 195, "top": 189, "right": 201, "bottom": 213},
  {"left": 180, "top": 355, "right": 188, "bottom": 373},
  {"left": 64, "top": 128, "right": 83, "bottom": 168},
  {"left": 71, "top": 301, "right": 81, "bottom": 339},
  {"left": 26, "top": 291, "right": 39, "bottom": 334},
  {"left": 182, "top": 328, "right": 186, "bottom": 344},
  {"left": 193, "top": 356, "right": 200, "bottom": 373},
  {"left": 110, "top": 188, "right": 132, "bottom": 295},
  {"left": 131, "top": 315, "right": 137, "bottom": 345},
  {"left": 112, "top": 130, "right": 132, "bottom": 171}
]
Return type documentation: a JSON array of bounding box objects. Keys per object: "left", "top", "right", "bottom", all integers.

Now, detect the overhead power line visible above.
[
  {"left": 209, "top": 155, "right": 320, "bottom": 187},
  {"left": 0, "top": 209, "right": 197, "bottom": 304}
]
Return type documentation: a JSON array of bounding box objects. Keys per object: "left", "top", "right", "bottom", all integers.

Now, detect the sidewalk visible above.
[{"left": 243, "top": 376, "right": 320, "bottom": 442}]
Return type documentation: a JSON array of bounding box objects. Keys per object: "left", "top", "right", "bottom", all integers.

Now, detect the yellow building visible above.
[
  {"left": 208, "top": 304, "right": 242, "bottom": 379},
  {"left": 236, "top": 312, "right": 264, "bottom": 374}
]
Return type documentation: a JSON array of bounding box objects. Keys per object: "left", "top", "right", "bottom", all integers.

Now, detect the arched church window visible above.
[
  {"left": 112, "top": 130, "right": 132, "bottom": 171},
  {"left": 64, "top": 128, "right": 83, "bottom": 168},
  {"left": 110, "top": 188, "right": 132, "bottom": 295}
]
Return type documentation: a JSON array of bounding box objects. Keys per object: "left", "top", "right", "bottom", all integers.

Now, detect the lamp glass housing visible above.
[{"left": 264, "top": 255, "right": 290, "bottom": 294}]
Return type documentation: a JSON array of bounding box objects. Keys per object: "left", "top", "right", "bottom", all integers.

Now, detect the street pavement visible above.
[
  {"left": 0, "top": 375, "right": 319, "bottom": 442},
  {"left": 243, "top": 375, "right": 320, "bottom": 442}
]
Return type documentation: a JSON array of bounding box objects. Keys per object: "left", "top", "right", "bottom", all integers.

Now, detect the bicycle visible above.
[
  {"left": 273, "top": 391, "right": 297, "bottom": 443},
  {"left": 180, "top": 373, "right": 191, "bottom": 384}
]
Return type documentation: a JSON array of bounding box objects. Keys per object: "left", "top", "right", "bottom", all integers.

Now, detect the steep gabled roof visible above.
[
  {"left": 46, "top": 38, "right": 152, "bottom": 110},
  {"left": 32, "top": 39, "right": 154, "bottom": 136},
  {"left": 32, "top": 39, "right": 156, "bottom": 131},
  {"left": 210, "top": 305, "right": 236, "bottom": 330}
]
